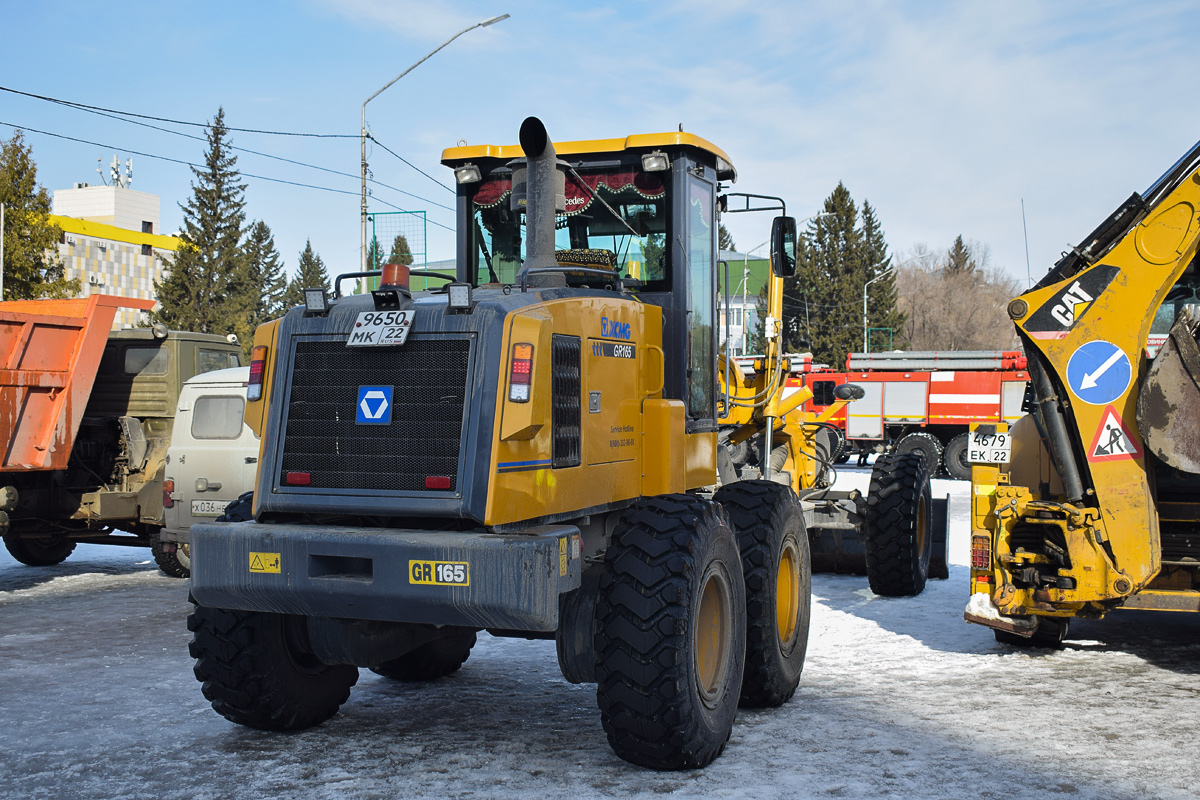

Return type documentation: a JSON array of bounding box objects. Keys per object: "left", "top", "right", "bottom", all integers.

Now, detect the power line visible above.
[
  {"left": 0, "top": 84, "right": 357, "bottom": 138},
  {"left": 0, "top": 120, "right": 454, "bottom": 232},
  {"left": 368, "top": 133, "right": 454, "bottom": 195},
  {"left": 4, "top": 92, "right": 455, "bottom": 213}
]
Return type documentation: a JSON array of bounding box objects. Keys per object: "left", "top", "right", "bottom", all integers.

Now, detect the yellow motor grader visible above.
[{"left": 187, "top": 118, "right": 933, "bottom": 769}]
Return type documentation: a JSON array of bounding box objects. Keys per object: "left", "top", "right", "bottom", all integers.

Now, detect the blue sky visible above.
[{"left": 3, "top": 1, "right": 1198, "bottom": 286}]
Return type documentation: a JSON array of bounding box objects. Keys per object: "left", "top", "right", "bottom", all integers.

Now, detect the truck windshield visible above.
[{"left": 468, "top": 165, "right": 669, "bottom": 290}]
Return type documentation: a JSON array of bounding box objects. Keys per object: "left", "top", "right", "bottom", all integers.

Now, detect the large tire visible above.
[
  {"left": 995, "top": 617, "right": 1069, "bottom": 649},
  {"left": 150, "top": 531, "right": 190, "bottom": 578},
  {"left": 594, "top": 495, "right": 746, "bottom": 770},
  {"left": 943, "top": 433, "right": 972, "bottom": 481},
  {"left": 714, "top": 480, "right": 810, "bottom": 708},
  {"left": 370, "top": 628, "right": 476, "bottom": 680},
  {"left": 188, "top": 605, "right": 359, "bottom": 731},
  {"left": 894, "top": 432, "right": 943, "bottom": 476},
  {"left": 863, "top": 452, "right": 933, "bottom": 597},
  {"left": 3, "top": 533, "right": 76, "bottom": 566}
]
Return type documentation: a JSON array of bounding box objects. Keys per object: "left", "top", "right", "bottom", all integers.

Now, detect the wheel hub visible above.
[
  {"left": 695, "top": 566, "right": 732, "bottom": 706},
  {"left": 775, "top": 540, "right": 800, "bottom": 646}
]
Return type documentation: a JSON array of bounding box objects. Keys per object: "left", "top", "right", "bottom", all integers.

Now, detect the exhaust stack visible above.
[{"left": 512, "top": 117, "right": 566, "bottom": 273}]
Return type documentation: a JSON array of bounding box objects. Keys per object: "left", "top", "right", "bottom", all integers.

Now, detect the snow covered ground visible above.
[{"left": 2, "top": 473, "right": 1198, "bottom": 800}]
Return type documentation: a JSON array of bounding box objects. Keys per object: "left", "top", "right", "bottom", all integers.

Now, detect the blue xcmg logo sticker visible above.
[{"left": 356, "top": 386, "right": 394, "bottom": 424}]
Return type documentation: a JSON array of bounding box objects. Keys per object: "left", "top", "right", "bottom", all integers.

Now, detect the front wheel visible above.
[
  {"left": 943, "top": 433, "right": 972, "bottom": 481},
  {"left": 863, "top": 452, "right": 933, "bottom": 596},
  {"left": 714, "top": 480, "right": 811, "bottom": 708},
  {"left": 188, "top": 605, "right": 358, "bottom": 731},
  {"left": 594, "top": 495, "right": 746, "bottom": 770},
  {"left": 370, "top": 629, "right": 476, "bottom": 681},
  {"left": 3, "top": 533, "right": 76, "bottom": 566},
  {"left": 893, "top": 432, "right": 944, "bottom": 476}
]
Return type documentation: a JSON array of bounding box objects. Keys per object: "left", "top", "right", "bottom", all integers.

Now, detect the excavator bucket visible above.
[{"left": 1138, "top": 306, "right": 1200, "bottom": 473}]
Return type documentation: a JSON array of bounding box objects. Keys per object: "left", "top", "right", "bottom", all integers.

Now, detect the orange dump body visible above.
[{"left": 0, "top": 295, "right": 156, "bottom": 472}]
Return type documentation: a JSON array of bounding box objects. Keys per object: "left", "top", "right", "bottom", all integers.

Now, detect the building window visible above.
[
  {"left": 141, "top": 221, "right": 153, "bottom": 234},
  {"left": 141, "top": 244, "right": 152, "bottom": 257}
]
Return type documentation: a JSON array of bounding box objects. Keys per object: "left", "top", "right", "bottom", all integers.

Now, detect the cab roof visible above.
[{"left": 442, "top": 131, "right": 736, "bottom": 181}]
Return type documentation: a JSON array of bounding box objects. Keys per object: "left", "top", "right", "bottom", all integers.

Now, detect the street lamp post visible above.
[
  {"left": 360, "top": 13, "right": 510, "bottom": 280},
  {"left": 862, "top": 268, "right": 894, "bottom": 353}
]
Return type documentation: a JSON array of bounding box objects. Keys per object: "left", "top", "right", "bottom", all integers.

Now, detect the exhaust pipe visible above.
[{"left": 512, "top": 117, "right": 565, "bottom": 273}]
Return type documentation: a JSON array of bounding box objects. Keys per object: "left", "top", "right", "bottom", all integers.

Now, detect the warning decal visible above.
[
  {"left": 1087, "top": 406, "right": 1143, "bottom": 462},
  {"left": 249, "top": 552, "right": 282, "bottom": 574}
]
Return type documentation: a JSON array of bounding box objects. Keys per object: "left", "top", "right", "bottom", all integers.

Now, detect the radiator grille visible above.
[
  {"left": 551, "top": 335, "right": 581, "bottom": 468},
  {"left": 280, "top": 338, "right": 470, "bottom": 492}
]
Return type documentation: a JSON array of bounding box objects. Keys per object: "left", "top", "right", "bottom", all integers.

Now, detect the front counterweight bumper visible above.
[{"left": 189, "top": 521, "right": 582, "bottom": 631}]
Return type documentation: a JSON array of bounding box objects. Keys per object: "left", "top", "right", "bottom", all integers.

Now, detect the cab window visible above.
[
  {"left": 468, "top": 165, "right": 670, "bottom": 290},
  {"left": 199, "top": 349, "right": 241, "bottom": 374},
  {"left": 811, "top": 380, "right": 837, "bottom": 407},
  {"left": 686, "top": 173, "right": 715, "bottom": 421},
  {"left": 191, "top": 395, "right": 245, "bottom": 440},
  {"left": 124, "top": 348, "right": 168, "bottom": 376}
]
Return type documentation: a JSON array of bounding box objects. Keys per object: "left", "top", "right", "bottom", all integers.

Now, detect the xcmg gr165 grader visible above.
[
  {"left": 188, "top": 118, "right": 931, "bottom": 769},
  {"left": 965, "top": 139, "right": 1200, "bottom": 646}
]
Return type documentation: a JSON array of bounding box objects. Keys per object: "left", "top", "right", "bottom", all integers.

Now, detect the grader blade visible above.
[{"left": 1138, "top": 307, "right": 1200, "bottom": 473}]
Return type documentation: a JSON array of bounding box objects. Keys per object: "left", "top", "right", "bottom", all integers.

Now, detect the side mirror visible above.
[
  {"left": 834, "top": 383, "right": 865, "bottom": 401},
  {"left": 771, "top": 216, "right": 797, "bottom": 278}
]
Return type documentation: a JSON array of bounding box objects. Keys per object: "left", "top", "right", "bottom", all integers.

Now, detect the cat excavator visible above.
[{"left": 965, "top": 139, "right": 1200, "bottom": 645}]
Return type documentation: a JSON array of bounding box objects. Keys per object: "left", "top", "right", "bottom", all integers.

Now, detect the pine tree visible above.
[
  {"left": 155, "top": 108, "right": 247, "bottom": 333},
  {"left": 718, "top": 222, "right": 735, "bottom": 253},
  {"left": 0, "top": 130, "right": 78, "bottom": 299},
  {"left": 860, "top": 200, "right": 906, "bottom": 351},
  {"left": 783, "top": 183, "right": 862, "bottom": 365},
  {"left": 389, "top": 234, "right": 414, "bottom": 266},
  {"left": 234, "top": 220, "right": 286, "bottom": 353},
  {"left": 945, "top": 234, "right": 975, "bottom": 275},
  {"left": 367, "top": 236, "right": 385, "bottom": 270},
  {"left": 284, "top": 240, "right": 330, "bottom": 307}
]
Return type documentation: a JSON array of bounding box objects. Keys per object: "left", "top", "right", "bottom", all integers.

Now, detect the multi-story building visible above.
[{"left": 51, "top": 183, "right": 179, "bottom": 329}]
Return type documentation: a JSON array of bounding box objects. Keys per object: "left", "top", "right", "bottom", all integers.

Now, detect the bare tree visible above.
[{"left": 895, "top": 241, "right": 1021, "bottom": 351}]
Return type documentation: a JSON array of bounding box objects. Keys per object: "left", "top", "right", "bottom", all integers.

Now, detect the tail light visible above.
[
  {"left": 508, "top": 343, "right": 533, "bottom": 402},
  {"left": 162, "top": 479, "right": 174, "bottom": 509},
  {"left": 425, "top": 476, "right": 452, "bottom": 490},
  {"left": 285, "top": 472, "right": 311, "bottom": 486},
  {"left": 971, "top": 534, "right": 992, "bottom": 570},
  {"left": 247, "top": 345, "right": 267, "bottom": 401}
]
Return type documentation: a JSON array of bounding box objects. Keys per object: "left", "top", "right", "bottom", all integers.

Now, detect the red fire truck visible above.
[{"left": 784, "top": 351, "right": 1029, "bottom": 479}]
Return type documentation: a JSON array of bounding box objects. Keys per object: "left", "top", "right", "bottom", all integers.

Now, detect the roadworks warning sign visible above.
[{"left": 1087, "top": 406, "right": 1143, "bottom": 462}]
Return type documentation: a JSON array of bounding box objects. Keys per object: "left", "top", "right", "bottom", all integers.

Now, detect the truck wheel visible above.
[
  {"left": 995, "top": 618, "right": 1069, "bottom": 649},
  {"left": 713, "top": 481, "right": 810, "bottom": 708},
  {"left": 188, "top": 604, "right": 358, "bottom": 731},
  {"left": 943, "top": 433, "right": 972, "bottom": 481},
  {"left": 370, "top": 629, "right": 477, "bottom": 680},
  {"left": 863, "top": 452, "right": 933, "bottom": 597},
  {"left": 3, "top": 533, "right": 76, "bottom": 566},
  {"left": 894, "top": 432, "right": 943, "bottom": 476},
  {"left": 594, "top": 495, "right": 746, "bottom": 770},
  {"left": 149, "top": 532, "right": 190, "bottom": 578}
]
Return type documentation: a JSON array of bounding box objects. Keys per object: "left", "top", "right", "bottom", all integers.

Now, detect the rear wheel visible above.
[
  {"left": 594, "top": 495, "right": 746, "bottom": 770},
  {"left": 943, "top": 433, "right": 972, "bottom": 481},
  {"left": 714, "top": 481, "right": 811, "bottom": 708},
  {"left": 3, "top": 533, "right": 76, "bottom": 566},
  {"left": 894, "top": 432, "right": 944, "bottom": 476},
  {"left": 370, "top": 629, "right": 476, "bottom": 681},
  {"left": 150, "top": 532, "right": 190, "bottom": 578},
  {"left": 188, "top": 605, "right": 358, "bottom": 731},
  {"left": 863, "top": 452, "right": 933, "bottom": 596}
]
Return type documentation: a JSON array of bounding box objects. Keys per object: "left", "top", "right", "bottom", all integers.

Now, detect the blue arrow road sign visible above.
[
  {"left": 1066, "top": 340, "right": 1131, "bottom": 406},
  {"left": 356, "top": 385, "right": 394, "bottom": 424}
]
